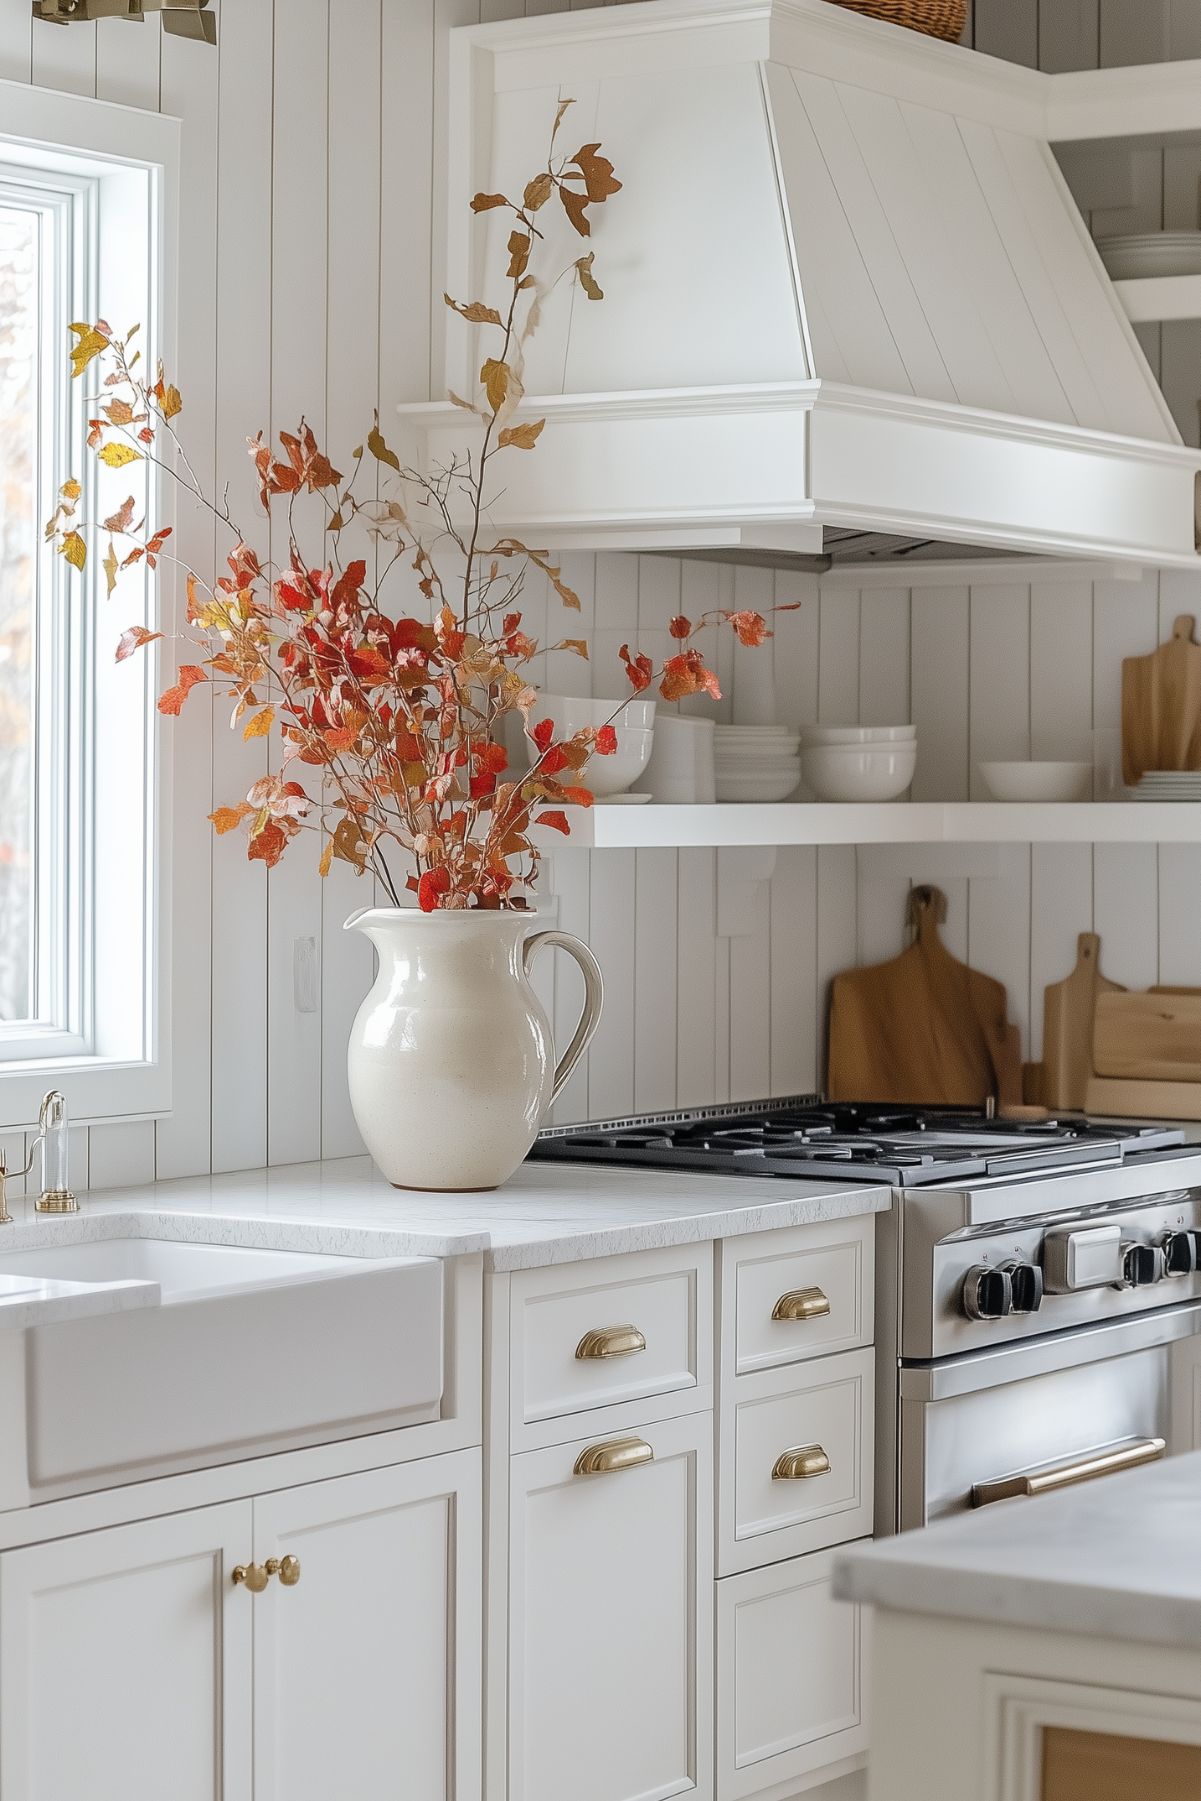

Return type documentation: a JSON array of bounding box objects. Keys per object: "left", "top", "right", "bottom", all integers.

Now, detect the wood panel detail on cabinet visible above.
[
  {"left": 0, "top": 1502, "right": 253, "bottom": 1801},
  {"left": 1043, "top": 1728, "right": 1201, "bottom": 1801},
  {"left": 252, "top": 1451, "right": 481, "bottom": 1801},
  {"left": 722, "top": 1217, "right": 874, "bottom": 1378},
  {"left": 717, "top": 1545, "right": 870, "bottom": 1801},
  {"left": 721, "top": 1347, "right": 874, "bottom": 1576},
  {"left": 509, "top": 1245, "right": 712, "bottom": 1439},
  {"left": 507, "top": 1412, "right": 714, "bottom": 1801}
]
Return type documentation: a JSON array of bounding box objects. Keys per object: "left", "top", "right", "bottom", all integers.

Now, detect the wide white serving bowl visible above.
[
  {"left": 803, "top": 742, "right": 916, "bottom": 802},
  {"left": 979, "top": 760, "right": 1092, "bottom": 802},
  {"left": 716, "top": 764, "right": 802, "bottom": 803},
  {"left": 527, "top": 693, "right": 657, "bottom": 797},
  {"left": 801, "top": 724, "right": 916, "bottom": 746}
]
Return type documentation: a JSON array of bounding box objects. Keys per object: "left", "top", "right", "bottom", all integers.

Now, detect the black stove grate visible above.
[{"left": 527, "top": 1100, "right": 1185, "bottom": 1187}]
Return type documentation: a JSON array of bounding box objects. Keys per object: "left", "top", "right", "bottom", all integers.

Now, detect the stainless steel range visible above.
[{"left": 530, "top": 1100, "right": 1201, "bottom": 1533}]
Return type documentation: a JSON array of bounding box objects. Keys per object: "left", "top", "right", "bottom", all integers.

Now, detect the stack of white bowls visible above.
[
  {"left": 714, "top": 725, "right": 802, "bottom": 802},
  {"left": 801, "top": 725, "right": 917, "bottom": 801}
]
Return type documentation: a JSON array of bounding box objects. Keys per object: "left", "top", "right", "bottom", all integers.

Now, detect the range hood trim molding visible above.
[{"left": 398, "top": 383, "right": 1201, "bottom": 568}]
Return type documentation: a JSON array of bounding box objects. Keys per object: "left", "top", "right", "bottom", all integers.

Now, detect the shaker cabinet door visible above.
[
  {"left": 508, "top": 1413, "right": 713, "bottom": 1801},
  {"left": 0, "top": 1501, "right": 253, "bottom": 1801},
  {"left": 252, "top": 1449, "right": 482, "bottom": 1801}
]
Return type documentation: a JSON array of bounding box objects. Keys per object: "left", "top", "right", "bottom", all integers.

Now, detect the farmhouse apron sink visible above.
[{"left": 0, "top": 1229, "right": 444, "bottom": 1505}]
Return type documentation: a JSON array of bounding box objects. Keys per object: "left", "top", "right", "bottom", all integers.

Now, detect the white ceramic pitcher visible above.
[{"left": 344, "top": 908, "right": 603, "bottom": 1191}]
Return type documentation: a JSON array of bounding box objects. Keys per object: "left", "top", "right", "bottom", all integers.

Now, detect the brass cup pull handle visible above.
[
  {"left": 772, "top": 1444, "right": 832, "bottom": 1482},
  {"left": 971, "top": 1436, "right": 1166, "bottom": 1509},
  {"left": 772, "top": 1287, "right": 831, "bottom": 1324},
  {"left": 233, "top": 1555, "right": 301, "bottom": 1590},
  {"left": 573, "top": 1436, "right": 654, "bottom": 1477},
  {"left": 575, "top": 1324, "right": 647, "bottom": 1361},
  {"left": 232, "top": 1562, "right": 271, "bottom": 1593}
]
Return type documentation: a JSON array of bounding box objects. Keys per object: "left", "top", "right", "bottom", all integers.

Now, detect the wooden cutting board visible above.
[
  {"left": 1040, "top": 932, "right": 1125, "bottom": 1112},
  {"left": 1122, "top": 614, "right": 1201, "bottom": 786},
  {"left": 1093, "top": 989, "right": 1201, "bottom": 1083},
  {"left": 827, "top": 886, "right": 1022, "bottom": 1108}
]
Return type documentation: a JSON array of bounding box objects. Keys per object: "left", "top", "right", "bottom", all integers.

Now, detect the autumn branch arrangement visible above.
[{"left": 47, "top": 103, "right": 781, "bottom": 910}]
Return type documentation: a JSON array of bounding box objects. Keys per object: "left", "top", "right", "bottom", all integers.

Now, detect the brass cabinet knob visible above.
[
  {"left": 575, "top": 1324, "right": 647, "bottom": 1361},
  {"left": 266, "top": 1555, "right": 302, "bottom": 1587},
  {"left": 232, "top": 1562, "right": 271, "bottom": 1593},
  {"left": 772, "top": 1444, "right": 832, "bottom": 1482},
  {"left": 573, "top": 1436, "right": 655, "bottom": 1477},
  {"left": 772, "top": 1287, "right": 831, "bottom": 1324}
]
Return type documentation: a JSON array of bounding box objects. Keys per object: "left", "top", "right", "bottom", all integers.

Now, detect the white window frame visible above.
[{"left": 0, "top": 81, "right": 179, "bottom": 1131}]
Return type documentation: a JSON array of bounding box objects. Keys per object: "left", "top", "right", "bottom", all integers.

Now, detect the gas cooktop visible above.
[{"left": 527, "top": 1098, "right": 1185, "bottom": 1187}]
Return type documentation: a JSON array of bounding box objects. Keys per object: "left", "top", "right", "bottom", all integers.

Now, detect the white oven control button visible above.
[{"left": 1043, "top": 1223, "right": 1123, "bottom": 1294}]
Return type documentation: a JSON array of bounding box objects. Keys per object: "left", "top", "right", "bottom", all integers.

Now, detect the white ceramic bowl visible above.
[
  {"left": 526, "top": 694, "right": 657, "bottom": 797},
  {"left": 715, "top": 765, "right": 802, "bottom": 803},
  {"left": 803, "top": 743, "right": 916, "bottom": 802},
  {"left": 978, "top": 761, "right": 1092, "bottom": 803},
  {"left": 801, "top": 724, "right": 915, "bottom": 746}
]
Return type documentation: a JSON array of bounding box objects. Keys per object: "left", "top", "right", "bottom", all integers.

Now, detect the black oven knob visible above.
[
  {"left": 1121, "top": 1241, "right": 1167, "bottom": 1288},
  {"left": 962, "top": 1264, "right": 1012, "bottom": 1321},
  {"left": 1002, "top": 1260, "right": 1044, "bottom": 1315},
  {"left": 1163, "top": 1230, "right": 1201, "bottom": 1276}
]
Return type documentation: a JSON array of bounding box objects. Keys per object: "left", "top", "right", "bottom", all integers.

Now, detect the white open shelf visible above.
[
  {"left": 559, "top": 802, "right": 1201, "bottom": 850},
  {"left": 1113, "top": 274, "right": 1201, "bottom": 324}
]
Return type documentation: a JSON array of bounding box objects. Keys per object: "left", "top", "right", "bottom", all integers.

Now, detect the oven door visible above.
[{"left": 898, "top": 1302, "right": 1201, "bottom": 1530}]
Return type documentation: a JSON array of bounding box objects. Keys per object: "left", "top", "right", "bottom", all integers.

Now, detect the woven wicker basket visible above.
[{"left": 824, "top": 0, "right": 967, "bottom": 41}]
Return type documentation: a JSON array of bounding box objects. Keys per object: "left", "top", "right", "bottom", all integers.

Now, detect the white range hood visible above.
[{"left": 399, "top": 0, "right": 1201, "bottom": 569}]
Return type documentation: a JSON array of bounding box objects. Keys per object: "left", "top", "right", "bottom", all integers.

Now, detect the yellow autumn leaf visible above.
[
  {"left": 69, "top": 322, "right": 110, "bottom": 380},
  {"left": 523, "top": 172, "right": 553, "bottom": 212},
  {"left": 60, "top": 478, "right": 82, "bottom": 502},
  {"left": 60, "top": 531, "right": 87, "bottom": 571},
  {"left": 318, "top": 839, "right": 334, "bottom": 878},
  {"left": 98, "top": 442, "right": 143, "bottom": 469},
  {"left": 498, "top": 418, "right": 545, "bottom": 451},
  {"left": 160, "top": 384, "right": 183, "bottom": 420},
  {"left": 103, "top": 541, "right": 119, "bottom": 598},
  {"left": 480, "top": 357, "right": 509, "bottom": 414},
  {"left": 367, "top": 420, "right": 401, "bottom": 473},
  {"left": 243, "top": 707, "right": 275, "bottom": 740}
]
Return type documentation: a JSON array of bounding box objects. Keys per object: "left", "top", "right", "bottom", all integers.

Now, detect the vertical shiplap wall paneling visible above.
[
  {"left": 209, "top": 0, "right": 272, "bottom": 1174},
  {"left": 319, "top": 0, "right": 385, "bottom": 1161},
  {"left": 265, "top": 0, "right": 329, "bottom": 1167},
  {"left": 1038, "top": 0, "right": 1099, "bottom": 72},
  {"left": 1156, "top": 570, "right": 1201, "bottom": 987},
  {"left": 0, "top": 4, "right": 32, "bottom": 81},
  {"left": 154, "top": 17, "right": 219, "bottom": 1184}
]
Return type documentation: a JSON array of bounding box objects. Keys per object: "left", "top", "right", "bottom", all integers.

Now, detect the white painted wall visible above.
[{"left": 0, "top": 0, "right": 1198, "bottom": 1191}]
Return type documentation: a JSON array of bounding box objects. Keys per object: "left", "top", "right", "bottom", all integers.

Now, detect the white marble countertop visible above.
[
  {"left": 835, "top": 1450, "right": 1201, "bottom": 1651},
  {"left": 0, "top": 1155, "right": 891, "bottom": 1287}
]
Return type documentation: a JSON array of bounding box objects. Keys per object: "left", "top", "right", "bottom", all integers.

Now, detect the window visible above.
[{"left": 0, "top": 81, "right": 178, "bottom": 1129}]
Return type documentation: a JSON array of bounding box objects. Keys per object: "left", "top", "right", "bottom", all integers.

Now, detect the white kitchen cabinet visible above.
[
  {"left": 507, "top": 1412, "right": 713, "bottom": 1801},
  {"left": 0, "top": 1452, "right": 482, "bottom": 1801},
  {"left": 253, "top": 1450, "right": 481, "bottom": 1801},
  {"left": 717, "top": 1545, "right": 871, "bottom": 1800},
  {"left": 0, "top": 1501, "right": 253, "bottom": 1801}
]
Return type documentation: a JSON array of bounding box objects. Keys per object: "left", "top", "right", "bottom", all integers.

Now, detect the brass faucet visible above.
[{"left": 0, "top": 1091, "right": 78, "bottom": 1224}]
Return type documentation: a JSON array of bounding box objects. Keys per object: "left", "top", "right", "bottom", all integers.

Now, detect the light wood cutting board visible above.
[
  {"left": 827, "top": 886, "right": 1021, "bottom": 1108},
  {"left": 1093, "top": 989, "right": 1201, "bottom": 1083},
  {"left": 1040, "top": 932, "right": 1124, "bottom": 1112},
  {"left": 1122, "top": 613, "right": 1201, "bottom": 786}
]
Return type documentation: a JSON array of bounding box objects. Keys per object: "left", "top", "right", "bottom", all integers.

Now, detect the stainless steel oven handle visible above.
[{"left": 970, "top": 1436, "right": 1166, "bottom": 1509}]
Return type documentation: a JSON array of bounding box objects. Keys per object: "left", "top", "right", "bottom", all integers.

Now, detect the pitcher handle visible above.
[{"left": 523, "top": 931, "right": 605, "bottom": 1104}]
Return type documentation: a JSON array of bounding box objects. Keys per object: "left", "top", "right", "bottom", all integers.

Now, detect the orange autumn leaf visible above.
[
  {"left": 115, "top": 625, "right": 163, "bottom": 663},
  {"left": 247, "top": 820, "right": 288, "bottom": 868},
  {"left": 480, "top": 357, "right": 510, "bottom": 414},
  {"left": 571, "top": 143, "right": 622, "bottom": 203},
  {"left": 470, "top": 192, "right": 508, "bottom": 213},
  {"left": 158, "top": 663, "right": 208, "bottom": 716},
  {"left": 726, "top": 609, "right": 771, "bottom": 647},
  {"left": 498, "top": 418, "right": 545, "bottom": 451},
  {"left": 210, "top": 802, "right": 253, "bottom": 835},
  {"left": 538, "top": 810, "right": 572, "bottom": 835},
  {"left": 660, "top": 650, "right": 722, "bottom": 704}
]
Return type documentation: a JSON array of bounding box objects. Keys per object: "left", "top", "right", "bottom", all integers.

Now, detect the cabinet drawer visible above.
[
  {"left": 717, "top": 1545, "right": 870, "bottom": 1800},
  {"left": 720, "top": 1347, "right": 873, "bottom": 1575},
  {"left": 722, "top": 1216, "right": 874, "bottom": 1379},
  {"left": 510, "top": 1246, "right": 712, "bottom": 1437}
]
